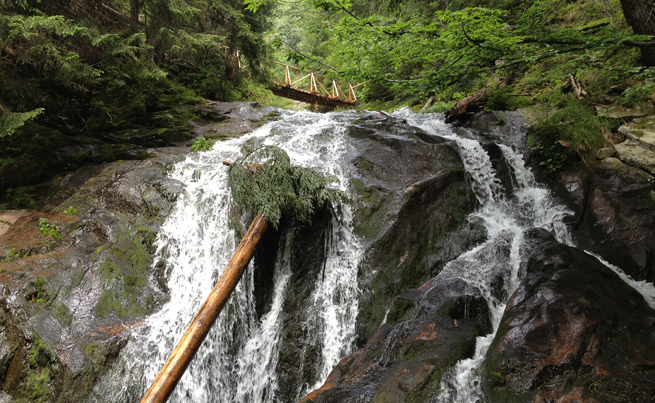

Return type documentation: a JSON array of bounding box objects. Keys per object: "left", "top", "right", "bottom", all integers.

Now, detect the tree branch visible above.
[{"left": 281, "top": 40, "right": 339, "bottom": 72}]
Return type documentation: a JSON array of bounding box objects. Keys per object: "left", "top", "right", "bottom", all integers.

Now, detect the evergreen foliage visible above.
[
  {"left": 228, "top": 145, "right": 346, "bottom": 227},
  {"left": 0, "top": 108, "right": 44, "bottom": 138},
  {"left": 0, "top": 0, "right": 273, "bottom": 134}
]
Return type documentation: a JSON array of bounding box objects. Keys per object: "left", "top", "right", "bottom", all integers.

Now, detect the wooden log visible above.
[
  {"left": 444, "top": 76, "right": 508, "bottom": 123},
  {"left": 140, "top": 215, "right": 269, "bottom": 403}
]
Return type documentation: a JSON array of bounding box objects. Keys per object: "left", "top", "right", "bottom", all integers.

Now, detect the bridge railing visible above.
[{"left": 269, "top": 61, "right": 365, "bottom": 104}]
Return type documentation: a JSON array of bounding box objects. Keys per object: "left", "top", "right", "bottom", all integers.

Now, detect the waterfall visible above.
[
  {"left": 396, "top": 109, "right": 573, "bottom": 402},
  {"left": 96, "top": 107, "right": 654, "bottom": 403},
  {"left": 397, "top": 109, "right": 654, "bottom": 402},
  {"left": 97, "top": 111, "right": 362, "bottom": 403}
]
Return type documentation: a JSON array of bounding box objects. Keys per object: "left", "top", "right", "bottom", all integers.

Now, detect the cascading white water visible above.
[
  {"left": 96, "top": 107, "right": 655, "bottom": 403},
  {"left": 395, "top": 109, "right": 573, "bottom": 402},
  {"left": 396, "top": 109, "right": 655, "bottom": 402},
  {"left": 96, "top": 111, "right": 362, "bottom": 403}
]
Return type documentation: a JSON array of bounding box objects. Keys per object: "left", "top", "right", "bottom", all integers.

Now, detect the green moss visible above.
[
  {"left": 633, "top": 130, "right": 645, "bottom": 138},
  {"left": 647, "top": 190, "right": 655, "bottom": 203},
  {"left": 92, "top": 246, "right": 106, "bottom": 262},
  {"left": 34, "top": 278, "right": 48, "bottom": 302},
  {"left": 386, "top": 298, "right": 415, "bottom": 325},
  {"left": 28, "top": 335, "right": 54, "bottom": 369},
  {"left": 351, "top": 178, "right": 379, "bottom": 204},
  {"left": 351, "top": 178, "right": 391, "bottom": 238},
  {"left": 95, "top": 289, "right": 149, "bottom": 318},
  {"left": 83, "top": 342, "right": 105, "bottom": 365},
  {"left": 9, "top": 247, "right": 17, "bottom": 257},
  {"left": 24, "top": 367, "right": 52, "bottom": 403},
  {"left": 52, "top": 304, "right": 72, "bottom": 327},
  {"left": 94, "top": 238, "right": 154, "bottom": 318},
  {"left": 62, "top": 206, "right": 79, "bottom": 215},
  {"left": 336, "top": 357, "right": 356, "bottom": 376},
  {"left": 360, "top": 159, "right": 374, "bottom": 172},
  {"left": 634, "top": 117, "right": 655, "bottom": 130}
]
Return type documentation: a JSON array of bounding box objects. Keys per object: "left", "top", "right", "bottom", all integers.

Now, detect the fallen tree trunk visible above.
[
  {"left": 140, "top": 214, "right": 269, "bottom": 403},
  {"left": 444, "top": 76, "right": 509, "bottom": 123}
]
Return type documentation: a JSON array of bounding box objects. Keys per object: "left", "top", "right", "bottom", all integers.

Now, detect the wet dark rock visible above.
[
  {"left": 189, "top": 101, "right": 281, "bottom": 141},
  {"left": 553, "top": 157, "right": 655, "bottom": 282},
  {"left": 482, "top": 228, "right": 655, "bottom": 403},
  {"left": 0, "top": 101, "right": 275, "bottom": 402},
  {"left": 460, "top": 111, "right": 531, "bottom": 156},
  {"left": 274, "top": 209, "right": 331, "bottom": 403},
  {"left": 300, "top": 278, "right": 491, "bottom": 403},
  {"left": 346, "top": 116, "right": 479, "bottom": 345},
  {"left": 300, "top": 113, "right": 484, "bottom": 402}
]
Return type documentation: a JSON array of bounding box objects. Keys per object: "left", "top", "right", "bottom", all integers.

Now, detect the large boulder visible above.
[
  {"left": 554, "top": 158, "right": 655, "bottom": 282},
  {"left": 300, "top": 278, "right": 491, "bottom": 403},
  {"left": 346, "top": 115, "right": 479, "bottom": 345},
  {"left": 482, "top": 229, "right": 655, "bottom": 402},
  {"left": 296, "top": 113, "right": 483, "bottom": 401}
]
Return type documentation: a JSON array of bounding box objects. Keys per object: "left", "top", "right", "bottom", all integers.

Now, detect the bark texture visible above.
[{"left": 620, "top": 0, "right": 655, "bottom": 66}]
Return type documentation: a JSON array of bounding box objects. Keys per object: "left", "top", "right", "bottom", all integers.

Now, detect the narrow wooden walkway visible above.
[{"left": 269, "top": 62, "right": 366, "bottom": 109}]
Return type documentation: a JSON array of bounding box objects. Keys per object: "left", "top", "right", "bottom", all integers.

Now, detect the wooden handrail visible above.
[
  {"left": 268, "top": 61, "right": 367, "bottom": 105},
  {"left": 140, "top": 215, "right": 269, "bottom": 403}
]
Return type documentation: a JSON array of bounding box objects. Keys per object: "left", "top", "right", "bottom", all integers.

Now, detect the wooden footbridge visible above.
[{"left": 269, "top": 61, "right": 366, "bottom": 110}]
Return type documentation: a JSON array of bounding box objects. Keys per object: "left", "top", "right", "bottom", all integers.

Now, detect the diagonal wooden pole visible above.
[{"left": 140, "top": 214, "right": 269, "bottom": 403}]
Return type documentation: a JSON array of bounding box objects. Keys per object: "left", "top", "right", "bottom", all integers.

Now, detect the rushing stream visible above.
[
  {"left": 97, "top": 108, "right": 655, "bottom": 403},
  {"left": 397, "top": 109, "right": 655, "bottom": 402},
  {"left": 98, "top": 111, "right": 362, "bottom": 402}
]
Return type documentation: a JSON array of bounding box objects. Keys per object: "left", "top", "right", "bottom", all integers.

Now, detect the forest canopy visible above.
[
  {"left": 258, "top": 0, "right": 655, "bottom": 163},
  {"left": 1, "top": 0, "right": 655, "bottom": 195},
  {"left": 0, "top": 0, "right": 273, "bottom": 136}
]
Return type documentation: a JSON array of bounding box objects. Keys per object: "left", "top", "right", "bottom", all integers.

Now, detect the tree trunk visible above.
[
  {"left": 130, "top": 0, "right": 140, "bottom": 33},
  {"left": 620, "top": 0, "right": 655, "bottom": 66},
  {"left": 140, "top": 215, "right": 269, "bottom": 403},
  {"left": 444, "top": 76, "right": 508, "bottom": 123}
]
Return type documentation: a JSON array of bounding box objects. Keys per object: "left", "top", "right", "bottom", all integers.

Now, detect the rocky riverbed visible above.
[{"left": 1, "top": 105, "right": 654, "bottom": 403}]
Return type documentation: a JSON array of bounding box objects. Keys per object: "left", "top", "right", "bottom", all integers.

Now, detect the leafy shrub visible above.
[
  {"left": 533, "top": 98, "right": 607, "bottom": 161},
  {"left": 39, "top": 218, "right": 61, "bottom": 239},
  {"left": 6, "top": 188, "right": 37, "bottom": 209},
  {"left": 62, "top": 206, "right": 79, "bottom": 215},
  {"left": 191, "top": 136, "right": 214, "bottom": 152},
  {"left": 528, "top": 134, "right": 569, "bottom": 172}
]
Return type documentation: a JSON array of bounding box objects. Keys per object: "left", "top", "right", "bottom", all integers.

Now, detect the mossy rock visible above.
[{"left": 94, "top": 239, "right": 154, "bottom": 318}]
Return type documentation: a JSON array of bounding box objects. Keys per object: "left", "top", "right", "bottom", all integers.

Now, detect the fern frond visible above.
[{"left": 0, "top": 108, "right": 44, "bottom": 138}]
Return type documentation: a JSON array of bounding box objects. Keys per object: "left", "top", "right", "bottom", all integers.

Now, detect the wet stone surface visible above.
[
  {"left": 300, "top": 278, "right": 491, "bottom": 403},
  {"left": 482, "top": 229, "right": 655, "bottom": 403},
  {"left": 0, "top": 101, "right": 276, "bottom": 403},
  {"left": 554, "top": 157, "right": 655, "bottom": 282}
]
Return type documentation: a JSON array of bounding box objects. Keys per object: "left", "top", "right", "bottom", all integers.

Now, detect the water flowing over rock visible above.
[
  {"left": 482, "top": 228, "right": 655, "bottom": 402},
  {"left": 0, "top": 102, "right": 279, "bottom": 402},
  {"left": 2, "top": 104, "right": 655, "bottom": 403},
  {"left": 554, "top": 157, "right": 655, "bottom": 282}
]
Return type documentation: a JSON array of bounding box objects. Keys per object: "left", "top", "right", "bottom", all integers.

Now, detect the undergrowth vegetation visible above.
[{"left": 256, "top": 0, "right": 655, "bottom": 169}]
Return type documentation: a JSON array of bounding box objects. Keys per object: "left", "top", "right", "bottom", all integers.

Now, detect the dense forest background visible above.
[{"left": 1, "top": 0, "right": 654, "bottom": 200}]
